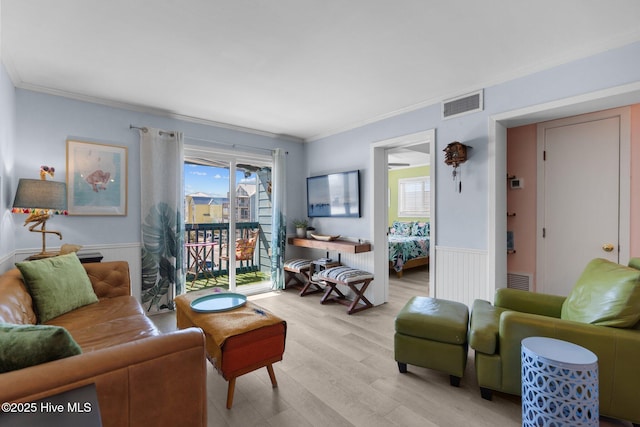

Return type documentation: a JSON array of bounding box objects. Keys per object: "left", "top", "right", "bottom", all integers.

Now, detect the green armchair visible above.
[{"left": 469, "top": 258, "right": 640, "bottom": 426}]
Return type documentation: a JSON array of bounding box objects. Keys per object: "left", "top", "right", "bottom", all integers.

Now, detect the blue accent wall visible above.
[
  {"left": 8, "top": 89, "right": 305, "bottom": 255},
  {"left": 0, "top": 62, "right": 16, "bottom": 260},
  {"left": 308, "top": 41, "right": 640, "bottom": 250},
  {"left": 2, "top": 41, "right": 640, "bottom": 259}
]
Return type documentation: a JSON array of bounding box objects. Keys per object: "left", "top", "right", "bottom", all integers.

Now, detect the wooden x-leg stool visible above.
[
  {"left": 284, "top": 259, "right": 323, "bottom": 296},
  {"left": 317, "top": 266, "right": 374, "bottom": 314}
]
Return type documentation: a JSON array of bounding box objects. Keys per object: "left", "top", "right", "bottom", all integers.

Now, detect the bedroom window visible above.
[{"left": 398, "top": 176, "right": 429, "bottom": 217}]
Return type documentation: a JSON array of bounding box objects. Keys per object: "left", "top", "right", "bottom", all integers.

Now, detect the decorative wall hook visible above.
[{"left": 443, "top": 141, "right": 471, "bottom": 192}]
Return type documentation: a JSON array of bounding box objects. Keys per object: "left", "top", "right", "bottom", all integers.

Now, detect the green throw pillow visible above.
[
  {"left": 0, "top": 323, "right": 81, "bottom": 373},
  {"left": 16, "top": 253, "right": 98, "bottom": 323},
  {"left": 561, "top": 258, "right": 640, "bottom": 327},
  {"left": 629, "top": 258, "right": 640, "bottom": 271}
]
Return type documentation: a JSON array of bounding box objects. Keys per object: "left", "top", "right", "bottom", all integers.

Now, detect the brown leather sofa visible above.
[{"left": 0, "top": 261, "right": 207, "bottom": 426}]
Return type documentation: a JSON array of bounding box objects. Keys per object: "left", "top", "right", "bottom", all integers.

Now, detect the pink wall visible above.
[
  {"left": 506, "top": 125, "right": 538, "bottom": 287},
  {"left": 507, "top": 105, "right": 640, "bottom": 290}
]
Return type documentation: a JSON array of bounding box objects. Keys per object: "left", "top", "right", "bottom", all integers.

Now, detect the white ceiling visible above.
[
  {"left": 2, "top": 1, "right": 640, "bottom": 141},
  {"left": 388, "top": 145, "right": 429, "bottom": 168}
]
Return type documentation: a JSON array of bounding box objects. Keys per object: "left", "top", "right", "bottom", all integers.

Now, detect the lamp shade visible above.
[{"left": 13, "top": 179, "right": 67, "bottom": 211}]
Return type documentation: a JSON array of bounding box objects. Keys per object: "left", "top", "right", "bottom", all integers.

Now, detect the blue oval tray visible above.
[{"left": 190, "top": 293, "right": 247, "bottom": 313}]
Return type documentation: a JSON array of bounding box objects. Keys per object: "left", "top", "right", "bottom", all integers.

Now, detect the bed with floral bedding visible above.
[{"left": 388, "top": 221, "right": 429, "bottom": 278}]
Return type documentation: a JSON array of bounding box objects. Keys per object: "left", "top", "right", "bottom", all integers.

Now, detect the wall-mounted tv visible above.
[{"left": 307, "top": 170, "right": 360, "bottom": 218}]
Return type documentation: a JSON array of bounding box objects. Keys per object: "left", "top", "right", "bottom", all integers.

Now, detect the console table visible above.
[{"left": 287, "top": 237, "right": 371, "bottom": 254}]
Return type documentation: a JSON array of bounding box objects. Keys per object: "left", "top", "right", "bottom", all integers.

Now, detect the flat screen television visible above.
[{"left": 307, "top": 170, "right": 360, "bottom": 218}]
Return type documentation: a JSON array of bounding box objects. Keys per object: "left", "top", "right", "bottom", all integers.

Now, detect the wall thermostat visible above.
[{"left": 510, "top": 178, "right": 524, "bottom": 189}]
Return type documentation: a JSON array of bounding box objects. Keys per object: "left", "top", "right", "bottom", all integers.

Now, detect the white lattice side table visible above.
[{"left": 521, "top": 337, "right": 598, "bottom": 427}]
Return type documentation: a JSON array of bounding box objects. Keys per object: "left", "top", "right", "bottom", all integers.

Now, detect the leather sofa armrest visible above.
[
  {"left": 84, "top": 261, "right": 131, "bottom": 298},
  {"left": 495, "top": 288, "right": 565, "bottom": 318},
  {"left": 0, "top": 328, "right": 207, "bottom": 427},
  {"left": 499, "top": 310, "right": 640, "bottom": 359},
  {"left": 469, "top": 299, "right": 509, "bottom": 354},
  {"left": 470, "top": 289, "right": 566, "bottom": 355}
]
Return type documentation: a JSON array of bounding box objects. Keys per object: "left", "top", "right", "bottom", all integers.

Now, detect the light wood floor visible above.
[{"left": 151, "top": 267, "right": 631, "bottom": 427}]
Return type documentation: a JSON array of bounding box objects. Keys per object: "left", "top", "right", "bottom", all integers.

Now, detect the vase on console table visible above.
[{"left": 291, "top": 219, "right": 309, "bottom": 238}]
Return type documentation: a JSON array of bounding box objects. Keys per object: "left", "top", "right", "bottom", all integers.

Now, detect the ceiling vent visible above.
[{"left": 442, "top": 90, "right": 483, "bottom": 119}]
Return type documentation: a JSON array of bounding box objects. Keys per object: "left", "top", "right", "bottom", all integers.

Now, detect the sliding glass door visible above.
[{"left": 184, "top": 146, "right": 273, "bottom": 294}]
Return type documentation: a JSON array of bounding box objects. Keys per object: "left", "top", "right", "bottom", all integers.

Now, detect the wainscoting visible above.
[
  {"left": 434, "top": 246, "right": 489, "bottom": 308},
  {"left": 0, "top": 253, "right": 15, "bottom": 275}
]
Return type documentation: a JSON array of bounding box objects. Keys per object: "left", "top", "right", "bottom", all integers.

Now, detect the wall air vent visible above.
[
  {"left": 507, "top": 272, "right": 532, "bottom": 292},
  {"left": 442, "top": 90, "right": 484, "bottom": 119}
]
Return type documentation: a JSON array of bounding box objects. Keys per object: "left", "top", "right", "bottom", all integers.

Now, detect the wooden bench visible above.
[{"left": 283, "top": 258, "right": 321, "bottom": 296}]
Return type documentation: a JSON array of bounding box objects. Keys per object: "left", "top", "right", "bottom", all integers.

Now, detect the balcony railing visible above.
[{"left": 185, "top": 222, "right": 262, "bottom": 279}]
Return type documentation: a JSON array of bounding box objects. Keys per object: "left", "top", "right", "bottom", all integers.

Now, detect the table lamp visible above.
[{"left": 12, "top": 177, "right": 68, "bottom": 259}]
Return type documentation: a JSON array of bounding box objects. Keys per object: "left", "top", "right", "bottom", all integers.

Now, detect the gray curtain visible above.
[
  {"left": 139, "top": 128, "right": 185, "bottom": 312},
  {"left": 270, "top": 148, "right": 287, "bottom": 290}
]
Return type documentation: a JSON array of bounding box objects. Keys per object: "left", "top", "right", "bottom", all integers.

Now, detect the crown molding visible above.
[
  {"left": 306, "top": 34, "right": 640, "bottom": 142},
  {"left": 6, "top": 31, "right": 640, "bottom": 145},
  {"left": 10, "top": 77, "right": 304, "bottom": 143}
]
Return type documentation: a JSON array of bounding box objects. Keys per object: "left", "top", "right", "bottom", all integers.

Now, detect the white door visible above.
[{"left": 538, "top": 109, "right": 629, "bottom": 296}]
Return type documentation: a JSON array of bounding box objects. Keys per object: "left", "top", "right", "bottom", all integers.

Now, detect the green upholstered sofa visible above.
[{"left": 469, "top": 258, "right": 640, "bottom": 426}]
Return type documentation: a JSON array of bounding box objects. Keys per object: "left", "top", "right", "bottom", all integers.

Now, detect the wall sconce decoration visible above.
[
  {"left": 443, "top": 141, "right": 471, "bottom": 192},
  {"left": 12, "top": 167, "right": 68, "bottom": 259}
]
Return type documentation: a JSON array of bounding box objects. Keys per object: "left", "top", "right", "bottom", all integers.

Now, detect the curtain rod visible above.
[
  {"left": 129, "top": 125, "right": 175, "bottom": 137},
  {"left": 130, "top": 124, "right": 285, "bottom": 155}
]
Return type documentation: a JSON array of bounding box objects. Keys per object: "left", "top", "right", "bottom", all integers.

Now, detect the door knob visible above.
[{"left": 602, "top": 243, "right": 615, "bottom": 252}]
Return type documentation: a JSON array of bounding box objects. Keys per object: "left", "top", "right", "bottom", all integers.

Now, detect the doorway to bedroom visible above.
[
  {"left": 371, "top": 129, "right": 435, "bottom": 304},
  {"left": 387, "top": 147, "right": 430, "bottom": 282}
]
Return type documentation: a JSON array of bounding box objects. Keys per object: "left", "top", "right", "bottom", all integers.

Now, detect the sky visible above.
[{"left": 184, "top": 164, "right": 255, "bottom": 197}]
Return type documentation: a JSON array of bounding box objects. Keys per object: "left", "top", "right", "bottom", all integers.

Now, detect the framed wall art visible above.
[{"left": 66, "top": 139, "right": 128, "bottom": 215}]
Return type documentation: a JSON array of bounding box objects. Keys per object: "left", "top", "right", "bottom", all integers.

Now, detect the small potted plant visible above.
[{"left": 292, "top": 219, "right": 308, "bottom": 238}]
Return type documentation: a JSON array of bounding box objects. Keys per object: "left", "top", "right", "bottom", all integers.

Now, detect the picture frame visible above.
[{"left": 66, "top": 139, "right": 127, "bottom": 216}]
